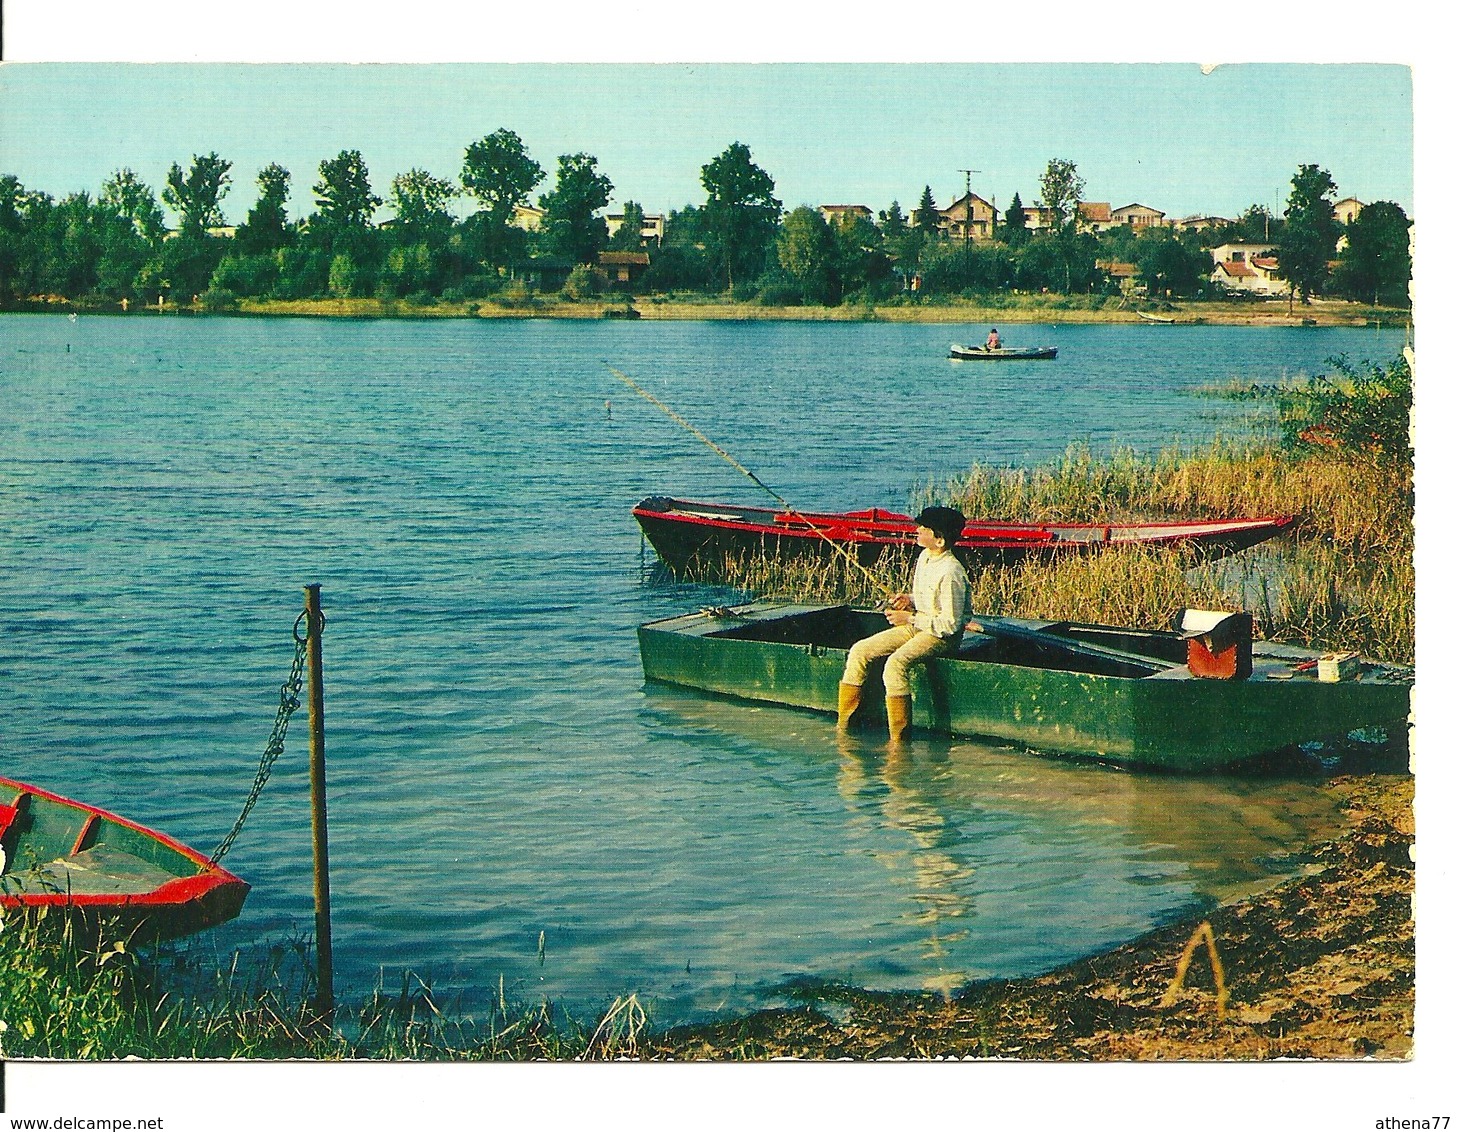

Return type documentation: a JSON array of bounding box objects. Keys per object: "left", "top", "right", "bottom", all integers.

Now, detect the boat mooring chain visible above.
[{"left": 210, "top": 610, "right": 318, "bottom": 865}]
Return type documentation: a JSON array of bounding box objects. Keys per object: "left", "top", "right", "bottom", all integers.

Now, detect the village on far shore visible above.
[{"left": 0, "top": 145, "right": 1409, "bottom": 317}]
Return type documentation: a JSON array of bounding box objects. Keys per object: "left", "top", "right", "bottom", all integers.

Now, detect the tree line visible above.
[{"left": 0, "top": 135, "right": 1412, "bottom": 310}]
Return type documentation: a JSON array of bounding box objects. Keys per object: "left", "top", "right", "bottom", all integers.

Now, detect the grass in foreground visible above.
[{"left": 0, "top": 909, "right": 648, "bottom": 1060}]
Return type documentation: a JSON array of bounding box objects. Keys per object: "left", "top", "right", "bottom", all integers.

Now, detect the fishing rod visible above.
[{"left": 605, "top": 363, "right": 900, "bottom": 603}]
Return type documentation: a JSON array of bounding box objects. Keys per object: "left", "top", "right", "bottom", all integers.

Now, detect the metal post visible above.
[{"left": 304, "top": 583, "right": 334, "bottom": 1022}]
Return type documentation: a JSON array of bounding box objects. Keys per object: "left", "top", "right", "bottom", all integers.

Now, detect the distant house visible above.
[
  {"left": 818, "top": 204, "right": 874, "bottom": 227},
  {"left": 598, "top": 251, "right": 651, "bottom": 288},
  {"left": 936, "top": 192, "right": 998, "bottom": 240},
  {"left": 1077, "top": 202, "right": 1114, "bottom": 232},
  {"left": 512, "top": 204, "right": 545, "bottom": 231},
  {"left": 606, "top": 212, "right": 666, "bottom": 247},
  {"left": 1096, "top": 259, "right": 1143, "bottom": 295},
  {"left": 1112, "top": 203, "right": 1168, "bottom": 229},
  {"left": 1175, "top": 214, "right": 1232, "bottom": 232},
  {"left": 1021, "top": 205, "right": 1056, "bottom": 232},
  {"left": 1333, "top": 197, "right": 1365, "bottom": 226},
  {"left": 1209, "top": 242, "right": 1286, "bottom": 295},
  {"left": 1210, "top": 242, "right": 1276, "bottom": 265}
]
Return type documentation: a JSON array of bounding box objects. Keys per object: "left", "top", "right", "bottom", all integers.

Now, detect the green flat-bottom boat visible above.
[{"left": 637, "top": 603, "right": 1413, "bottom": 773}]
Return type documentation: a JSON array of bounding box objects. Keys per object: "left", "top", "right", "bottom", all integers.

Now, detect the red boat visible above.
[
  {"left": 0, "top": 776, "right": 249, "bottom": 943},
  {"left": 633, "top": 496, "right": 1296, "bottom": 576}
]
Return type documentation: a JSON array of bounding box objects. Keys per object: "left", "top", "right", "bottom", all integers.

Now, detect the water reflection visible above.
[
  {"left": 836, "top": 731, "right": 975, "bottom": 997},
  {"left": 642, "top": 684, "right": 1385, "bottom": 991}
]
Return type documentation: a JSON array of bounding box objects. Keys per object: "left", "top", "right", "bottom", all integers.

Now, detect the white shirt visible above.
[{"left": 908, "top": 548, "right": 970, "bottom": 639}]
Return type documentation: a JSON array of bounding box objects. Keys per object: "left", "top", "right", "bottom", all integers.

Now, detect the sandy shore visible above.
[
  {"left": 62, "top": 294, "right": 1400, "bottom": 328},
  {"left": 644, "top": 771, "right": 1414, "bottom": 1061}
]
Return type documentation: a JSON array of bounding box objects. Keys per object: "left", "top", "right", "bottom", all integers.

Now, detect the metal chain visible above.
[{"left": 210, "top": 610, "right": 315, "bottom": 864}]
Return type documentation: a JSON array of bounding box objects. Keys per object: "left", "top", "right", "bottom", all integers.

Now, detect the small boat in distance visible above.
[
  {"left": 950, "top": 343, "right": 1058, "bottom": 360},
  {"left": 633, "top": 496, "right": 1296, "bottom": 577},
  {"left": 0, "top": 776, "right": 249, "bottom": 942},
  {"left": 637, "top": 602, "right": 1413, "bottom": 772},
  {"left": 1136, "top": 311, "right": 1177, "bottom": 324}
]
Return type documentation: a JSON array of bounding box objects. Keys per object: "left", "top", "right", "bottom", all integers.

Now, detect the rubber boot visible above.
[
  {"left": 836, "top": 682, "right": 862, "bottom": 730},
  {"left": 885, "top": 694, "right": 912, "bottom": 744}
]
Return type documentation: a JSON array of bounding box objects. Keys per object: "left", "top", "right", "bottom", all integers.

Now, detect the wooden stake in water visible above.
[{"left": 304, "top": 583, "right": 335, "bottom": 1022}]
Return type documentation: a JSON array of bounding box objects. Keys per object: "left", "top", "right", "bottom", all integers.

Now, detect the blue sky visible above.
[{"left": 0, "top": 62, "right": 1413, "bottom": 226}]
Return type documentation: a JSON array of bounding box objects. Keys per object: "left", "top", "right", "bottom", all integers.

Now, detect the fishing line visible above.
[{"left": 604, "top": 363, "right": 899, "bottom": 601}]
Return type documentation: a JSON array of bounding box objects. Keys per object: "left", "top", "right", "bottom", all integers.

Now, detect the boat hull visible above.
[
  {"left": 950, "top": 344, "right": 1058, "bottom": 360},
  {"left": 637, "top": 603, "right": 1412, "bottom": 773},
  {"left": 633, "top": 496, "right": 1295, "bottom": 577},
  {"left": 0, "top": 776, "right": 249, "bottom": 943}
]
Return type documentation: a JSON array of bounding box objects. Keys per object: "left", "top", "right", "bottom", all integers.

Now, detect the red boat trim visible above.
[
  {"left": 633, "top": 498, "right": 1295, "bottom": 553},
  {"left": 0, "top": 776, "right": 246, "bottom": 889}
]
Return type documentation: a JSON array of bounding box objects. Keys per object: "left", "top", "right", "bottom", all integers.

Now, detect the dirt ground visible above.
[{"left": 645, "top": 773, "right": 1414, "bottom": 1061}]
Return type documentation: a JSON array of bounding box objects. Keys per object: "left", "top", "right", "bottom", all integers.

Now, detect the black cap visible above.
[{"left": 915, "top": 506, "right": 966, "bottom": 547}]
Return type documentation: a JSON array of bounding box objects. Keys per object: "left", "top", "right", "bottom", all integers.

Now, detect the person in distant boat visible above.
[
  {"left": 986, "top": 328, "right": 1002, "bottom": 351},
  {"left": 837, "top": 506, "right": 971, "bottom": 744}
]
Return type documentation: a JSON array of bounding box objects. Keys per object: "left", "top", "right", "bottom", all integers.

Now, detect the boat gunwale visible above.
[
  {"left": 0, "top": 775, "right": 247, "bottom": 912},
  {"left": 633, "top": 496, "right": 1296, "bottom": 546}
]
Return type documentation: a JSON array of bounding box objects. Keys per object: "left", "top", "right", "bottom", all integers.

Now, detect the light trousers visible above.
[{"left": 841, "top": 625, "right": 956, "bottom": 696}]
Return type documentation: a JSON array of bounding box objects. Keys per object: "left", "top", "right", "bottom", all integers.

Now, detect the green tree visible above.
[
  {"left": 700, "top": 142, "right": 782, "bottom": 292},
  {"left": 389, "top": 168, "right": 459, "bottom": 236},
  {"left": 461, "top": 129, "right": 544, "bottom": 225},
  {"left": 912, "top": 185, "right": 939, "bottom": 234},
  {"left": 609, "top": 200, "right": 647, "bottom": 251},
  {"left": 1235, "top": 204, "right": 1279, "bottom": 244},
  {"left": 538, "top": 153, "right": 613, "bottom": 264},
  {"left": 831, "top": 211, "right": 892, "bottom": 301},
  {"left": 460, "top": 128, "right": 544, "bottom": 269},
  {"left": 1001, "top": 191, "right": 1028, "bottom": 245},
  {"left": 776, "top": 206, "right": 837, "bottom": 304},
  {"left": 1332, "top": 201, "right": 1411, "bottom": 307},
  {"left": 1277, "top": 163, "right": 1341, "bottom": 302},
  {"left": 1039, "top": 159, "right": 1084, "bottom": 231},
  {"left": 642, "top": 205, "right": 714, "bottom": 292},
  {"left": 1135, "top": 230, "right": 1208, "bottom": 298},
  {"left": 162, "top": 152, "right": 232, "bottom": 234},
  {"left": 313, "top": 150, "right": 381, "bottom": 236},
  {"left": 100, "top": 169, "right": 165, "bottom": 242},
  {"left": 234, "top": 164, "right": 294, "bottom": 255},
  {"left": 879, "top": 200, "right": 907, "bottom": 238},
  {"left": 1016, "top": 230, "right": 1099, "bottom": 293}
]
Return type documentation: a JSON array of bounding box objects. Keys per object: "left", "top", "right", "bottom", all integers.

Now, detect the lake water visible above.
[{"left": 0, "top": 313, "right": 1407, "bottom": 1024}]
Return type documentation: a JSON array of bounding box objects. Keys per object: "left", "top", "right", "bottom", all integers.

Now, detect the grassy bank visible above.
[{"left": 8, "top": 292, "right": 1410, "bottom": 327}]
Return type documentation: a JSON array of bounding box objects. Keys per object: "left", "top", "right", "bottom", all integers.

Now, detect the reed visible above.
[
  {"left": 720, "top": 431, "right": 1413, "bottom": 663},
  {"left": 0, "top": 911, "right": 647, "bottom": 1060}
]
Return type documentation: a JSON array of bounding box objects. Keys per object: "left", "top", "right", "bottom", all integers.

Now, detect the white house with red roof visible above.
[{"left": 1209, "top": 242, "right": 1287, "bottom": 296}]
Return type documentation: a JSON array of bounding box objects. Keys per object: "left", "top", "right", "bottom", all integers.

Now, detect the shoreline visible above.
[
  {"left": 647, "top": 770, "right": 1414, "bottom": 1060},
  {"left": 4, "top": 295, "right": 1411, "bottom": 329}
]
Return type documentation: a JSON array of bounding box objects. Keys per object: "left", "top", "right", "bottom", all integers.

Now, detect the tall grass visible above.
[
  {"left": 0, "top": 909, "right": 647, "bottom": 1060},
  {"left": 721, "top": 431, "right": 1413, "bottom": 663}
]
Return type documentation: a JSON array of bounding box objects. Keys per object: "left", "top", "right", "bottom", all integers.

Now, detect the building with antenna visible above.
[{"left": 935, "top": 192, "right": 998, "bottom": 240}]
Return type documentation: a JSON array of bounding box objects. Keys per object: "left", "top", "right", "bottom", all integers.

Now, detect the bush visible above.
[
  {"left": 405, "top": 290, "right": 437, "bottom": 306},
  {"left": 563, "top": 264, "right": 609, "bottom": 299},
  {"left": 199, "top": 288, "right": 239, "bottom": 311},
  {"left": 460, "top": 274, "right": 501, "bottom": 299},
  {"left": 210, "top": 255, "right": 278, "bottom": 298},
  {"left": 756, "top": 280, "right": 804, "bottom": 306},
  {"left": 1281, "top": 353, "right": 1413, "bottom": 464}
]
